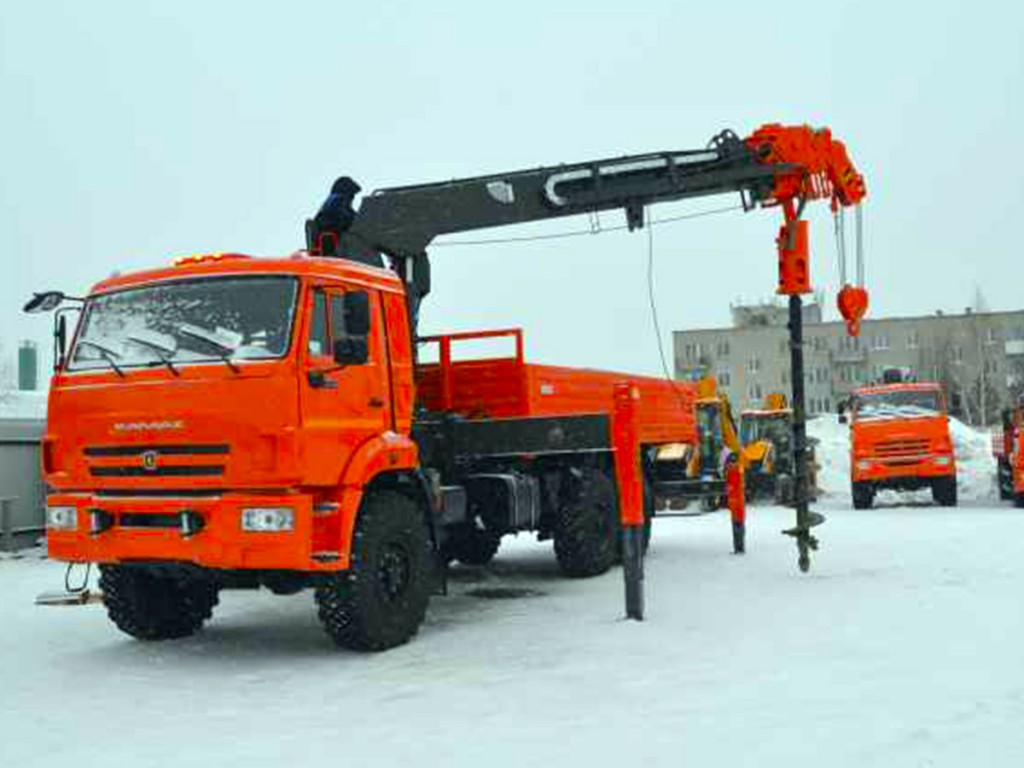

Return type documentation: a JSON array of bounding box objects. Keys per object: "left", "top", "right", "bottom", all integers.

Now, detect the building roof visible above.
[{"left": 675, "top": 308, "right": 1024, "bottom": 336}]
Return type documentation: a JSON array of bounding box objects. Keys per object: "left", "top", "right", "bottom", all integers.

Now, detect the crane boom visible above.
[{"left": 309, "top": 124, "right": 864, "bottom": 267}]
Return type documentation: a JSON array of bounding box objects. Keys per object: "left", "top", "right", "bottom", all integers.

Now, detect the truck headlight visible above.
[
  {"left": 241, "top": 507, "right": 294, "bottom": 532},
  {"left": 933, "top": 456, "right": 952, "bottom": 467},
  {"left": 46, "top": 506, "right": 78, "bottom": 531},
  {"left": 857, "top": 459, "right": 872, "bottom": 471}
]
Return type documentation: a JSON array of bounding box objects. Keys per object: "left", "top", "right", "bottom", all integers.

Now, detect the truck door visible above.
[{"left": 300, "top": 284, "right": 391, "bottom": 485}]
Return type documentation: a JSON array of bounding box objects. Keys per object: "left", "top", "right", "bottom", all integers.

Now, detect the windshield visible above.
[
  {"left": 741, "top": 414, "right": 791, "bottom": 447},
  {"left": 68, "top": 276, "right": 298, "bottom": 372},
  {"left": 854, "top": 389, "right": 943, "bottom": 422}
]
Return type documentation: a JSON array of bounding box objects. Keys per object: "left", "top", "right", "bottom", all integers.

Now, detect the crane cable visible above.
[{"left": 432, "top": 203, "right": 744, "bottom": 247}]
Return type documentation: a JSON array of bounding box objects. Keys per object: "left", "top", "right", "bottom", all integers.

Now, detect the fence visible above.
[{"left": 0, "top": 419, "right": 46, "bottom": 551}]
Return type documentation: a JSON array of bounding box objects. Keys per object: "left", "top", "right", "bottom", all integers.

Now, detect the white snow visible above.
[
  {"left": 1, "top": 415, "right": 1018, "bottom": 766},
  {"left": 4, "top": 496, "right": 1024, "bottom": 767}
]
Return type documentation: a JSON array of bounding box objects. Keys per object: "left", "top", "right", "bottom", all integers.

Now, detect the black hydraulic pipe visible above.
[{"left": 622, "top": 525, "right": 645, "bottom": 620}]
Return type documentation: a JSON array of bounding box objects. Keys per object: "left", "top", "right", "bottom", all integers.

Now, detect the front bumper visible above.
[
  {"left": 44, "top": 491, "right": 343, "bottom": 571},
  {"left": 851, "top": 454, "right": 956, "bottom": 483}
]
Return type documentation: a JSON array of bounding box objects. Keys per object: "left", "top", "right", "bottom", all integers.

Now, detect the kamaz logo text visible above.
[{"left": 112, "top": 421, "right": 185, "bottom": 432}]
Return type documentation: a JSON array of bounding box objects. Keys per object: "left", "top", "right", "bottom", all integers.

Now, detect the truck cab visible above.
[{"left": 844, "top": 382, "right": 957, "bottom": 509}]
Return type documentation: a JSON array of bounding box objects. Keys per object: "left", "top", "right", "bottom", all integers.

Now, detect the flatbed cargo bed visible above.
[{"left": 415, "top": 329, "right": 696, "bottom": 446}]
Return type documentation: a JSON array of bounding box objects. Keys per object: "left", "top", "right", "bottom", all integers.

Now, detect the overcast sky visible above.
[{"left": 2, "top": 1, "right": 1021, "bottom": 378}]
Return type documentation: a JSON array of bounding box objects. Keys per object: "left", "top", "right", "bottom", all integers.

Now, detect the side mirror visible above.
[
  {"left": 333, "top": 335, "right": 368, "bottom": 366},
  {"left": 24, "top": 291, "right": 67, "bottom": 314},
  {"left": 55, "top": 314, "right": 67, "bottom": 370},
  {"left": 344, "top": 292, "right": 370, "bottom": 336}
]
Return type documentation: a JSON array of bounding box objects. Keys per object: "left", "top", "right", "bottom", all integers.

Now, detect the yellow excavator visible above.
[
  {"left": 739, "top": 393, "right": 819, "bottom": 505},
  {"left": 687, "top": 378, "right": 764, "bottom": 509}
]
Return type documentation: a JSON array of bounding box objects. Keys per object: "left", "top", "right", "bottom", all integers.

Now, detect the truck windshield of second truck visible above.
[
  {"left": 855, "top": 390, "right": 943, "bottom": 421},
  {"left": 67, "top": 275, "right": 299, "bottom": 373}
]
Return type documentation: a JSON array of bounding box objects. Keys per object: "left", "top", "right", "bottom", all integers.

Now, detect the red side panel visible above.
[{"left": 416, "top": 331, "right": 696, "bottom": 446}]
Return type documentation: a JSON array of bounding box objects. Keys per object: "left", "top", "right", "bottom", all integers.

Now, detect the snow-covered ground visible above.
[{"left": 3, "top": 419, "right": 1021, "bottom": 767}]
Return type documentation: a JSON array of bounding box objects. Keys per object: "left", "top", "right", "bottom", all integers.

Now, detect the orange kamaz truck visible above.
[
  {"left": 844, "top": 382, "right": 957, "bottom": 509},
  {"left": 993, "top": 402, "right": 1024, "bottom": 506},
  {"left": 27, "top": 123, "right": 867, "bottom": 648}
]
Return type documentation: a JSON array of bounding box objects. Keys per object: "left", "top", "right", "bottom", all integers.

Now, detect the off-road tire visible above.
[
  {"left": 851, "top": 481, "right": 874, "bottom": 510},
  {"left": 554, "top": 467, "right": 619, "bottom": 578},
  {"left": 932, "top": 476, "right": 958, "bottom": 507},
  {"left": 997, "top": 461, "right": 1013, "bottom": 500},
  {"left": 98, "top": 565, "right": 219, "bottom": 641},
  {"left": 315, "top": 490, "right": 430, "bottom": 651},
  {"left": 444, "top": 526, "right": 502, "bottom": 566},
  {"left": 1015, "top": 492, "right": 1024, "bottom": 509}
]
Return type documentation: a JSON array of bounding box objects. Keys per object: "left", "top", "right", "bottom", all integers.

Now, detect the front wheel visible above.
[
  {"left": 315, "top": 490, "right": 431, "bottom": 651},
  {"left": 932, "top": 476, "right": 958, "bottom": 507},
  {"left": 852, "top": 481, "right": 874, "bottom": 510},
  {"left": 99, "top": 565, "right": 219, "bottom": 641}
]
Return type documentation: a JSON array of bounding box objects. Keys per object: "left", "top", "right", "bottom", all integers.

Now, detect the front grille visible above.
[
  {"left": 874, "top": 439, "right": 930, "bottom": 458},
  {"left": 91, "top": 465, "right": 224, "bottom": 477},
  {"left": 85, "top": 444, "right": 229, "bottom": 457},
  {"left": 85, "top": 443, "right": 229, "bottom": 478}
]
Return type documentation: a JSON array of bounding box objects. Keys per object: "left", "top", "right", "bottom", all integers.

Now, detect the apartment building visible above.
[{"left": 674, "top": 303, "right": 1024, "bottom": 423}]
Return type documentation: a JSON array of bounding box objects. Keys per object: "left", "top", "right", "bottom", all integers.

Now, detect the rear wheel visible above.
[
  {"left": 932, "top": 476, "right": 958, "bottom": 507},
  {"left": 851, "top": 481, "right": 874, "bottom": 510},
  {"left": 99, "top": 565, "right": 219, "bottom": 641},
  {"left": 315, "top": 490, "right": 431, "bottom": 651},
  {"left": 554, "top": 467, "right": 619, "bottom": 578},
  {"left": 1014, "top": 492, "right": 1024, "bottom": 509}
]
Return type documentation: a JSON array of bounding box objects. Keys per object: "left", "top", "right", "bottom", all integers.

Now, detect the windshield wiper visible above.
[
  {"left": 127, "top": 335, "right": 180, "bottom": 377},
  {"left": 177, "top": 325, "right": 241, "bottom": 373},
  {"left": 76, "top": 340, "right": 126, "bottom": 378}
]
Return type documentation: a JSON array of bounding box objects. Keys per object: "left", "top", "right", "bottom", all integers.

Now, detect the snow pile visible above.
[
  {"left": 0, "top": 389, "right": 47, "bottom": 420},
  {"left": 806, "top": 414, "right": 997, "bottom": 504},
  {"left": 949, "top": 418, "right": 998, "bottom": 502},
  {"left": 807, "top": 414, "right": 851, "bottom": 500}
]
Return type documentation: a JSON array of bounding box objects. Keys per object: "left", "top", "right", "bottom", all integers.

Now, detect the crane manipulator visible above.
[{"left": 308, "top": 122, "right": 868, "bottom": 572}]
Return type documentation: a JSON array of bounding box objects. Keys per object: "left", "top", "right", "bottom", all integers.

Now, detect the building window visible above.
[
  {"left": 816, "top": 367, "right": 829, "bottom": 383},
  {"left": 952, "top": 346, "right": 964, "bottom": 364},
  {"left": 987, "top": 328, "right": 1000, "bottom": 345},
  {"left": 717, "top": 370, "right": 731, "bottom": 387},
  {"left": 907, "top": 330, "right": 919, "bottom": 349},
  {"left": 984, "top": 358, "right": 999, "bottom": 374},
  {"left": 747, "top": 356, "right": 761, "bottom": 373},
  {"left": 810, "top": 336, "right": 828, "bottom": 352},
  {"left": 716, "top": 340, "right": 731, "bottom": 356},
  {"left": 839, "top": 335, "right": 861, "bottom": 352},
  {"left": 747, "top": 382, "right": 763, "bottom": 400},
  {"left": 872, "top": 333, "right": 890, "bottom": 350}
]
